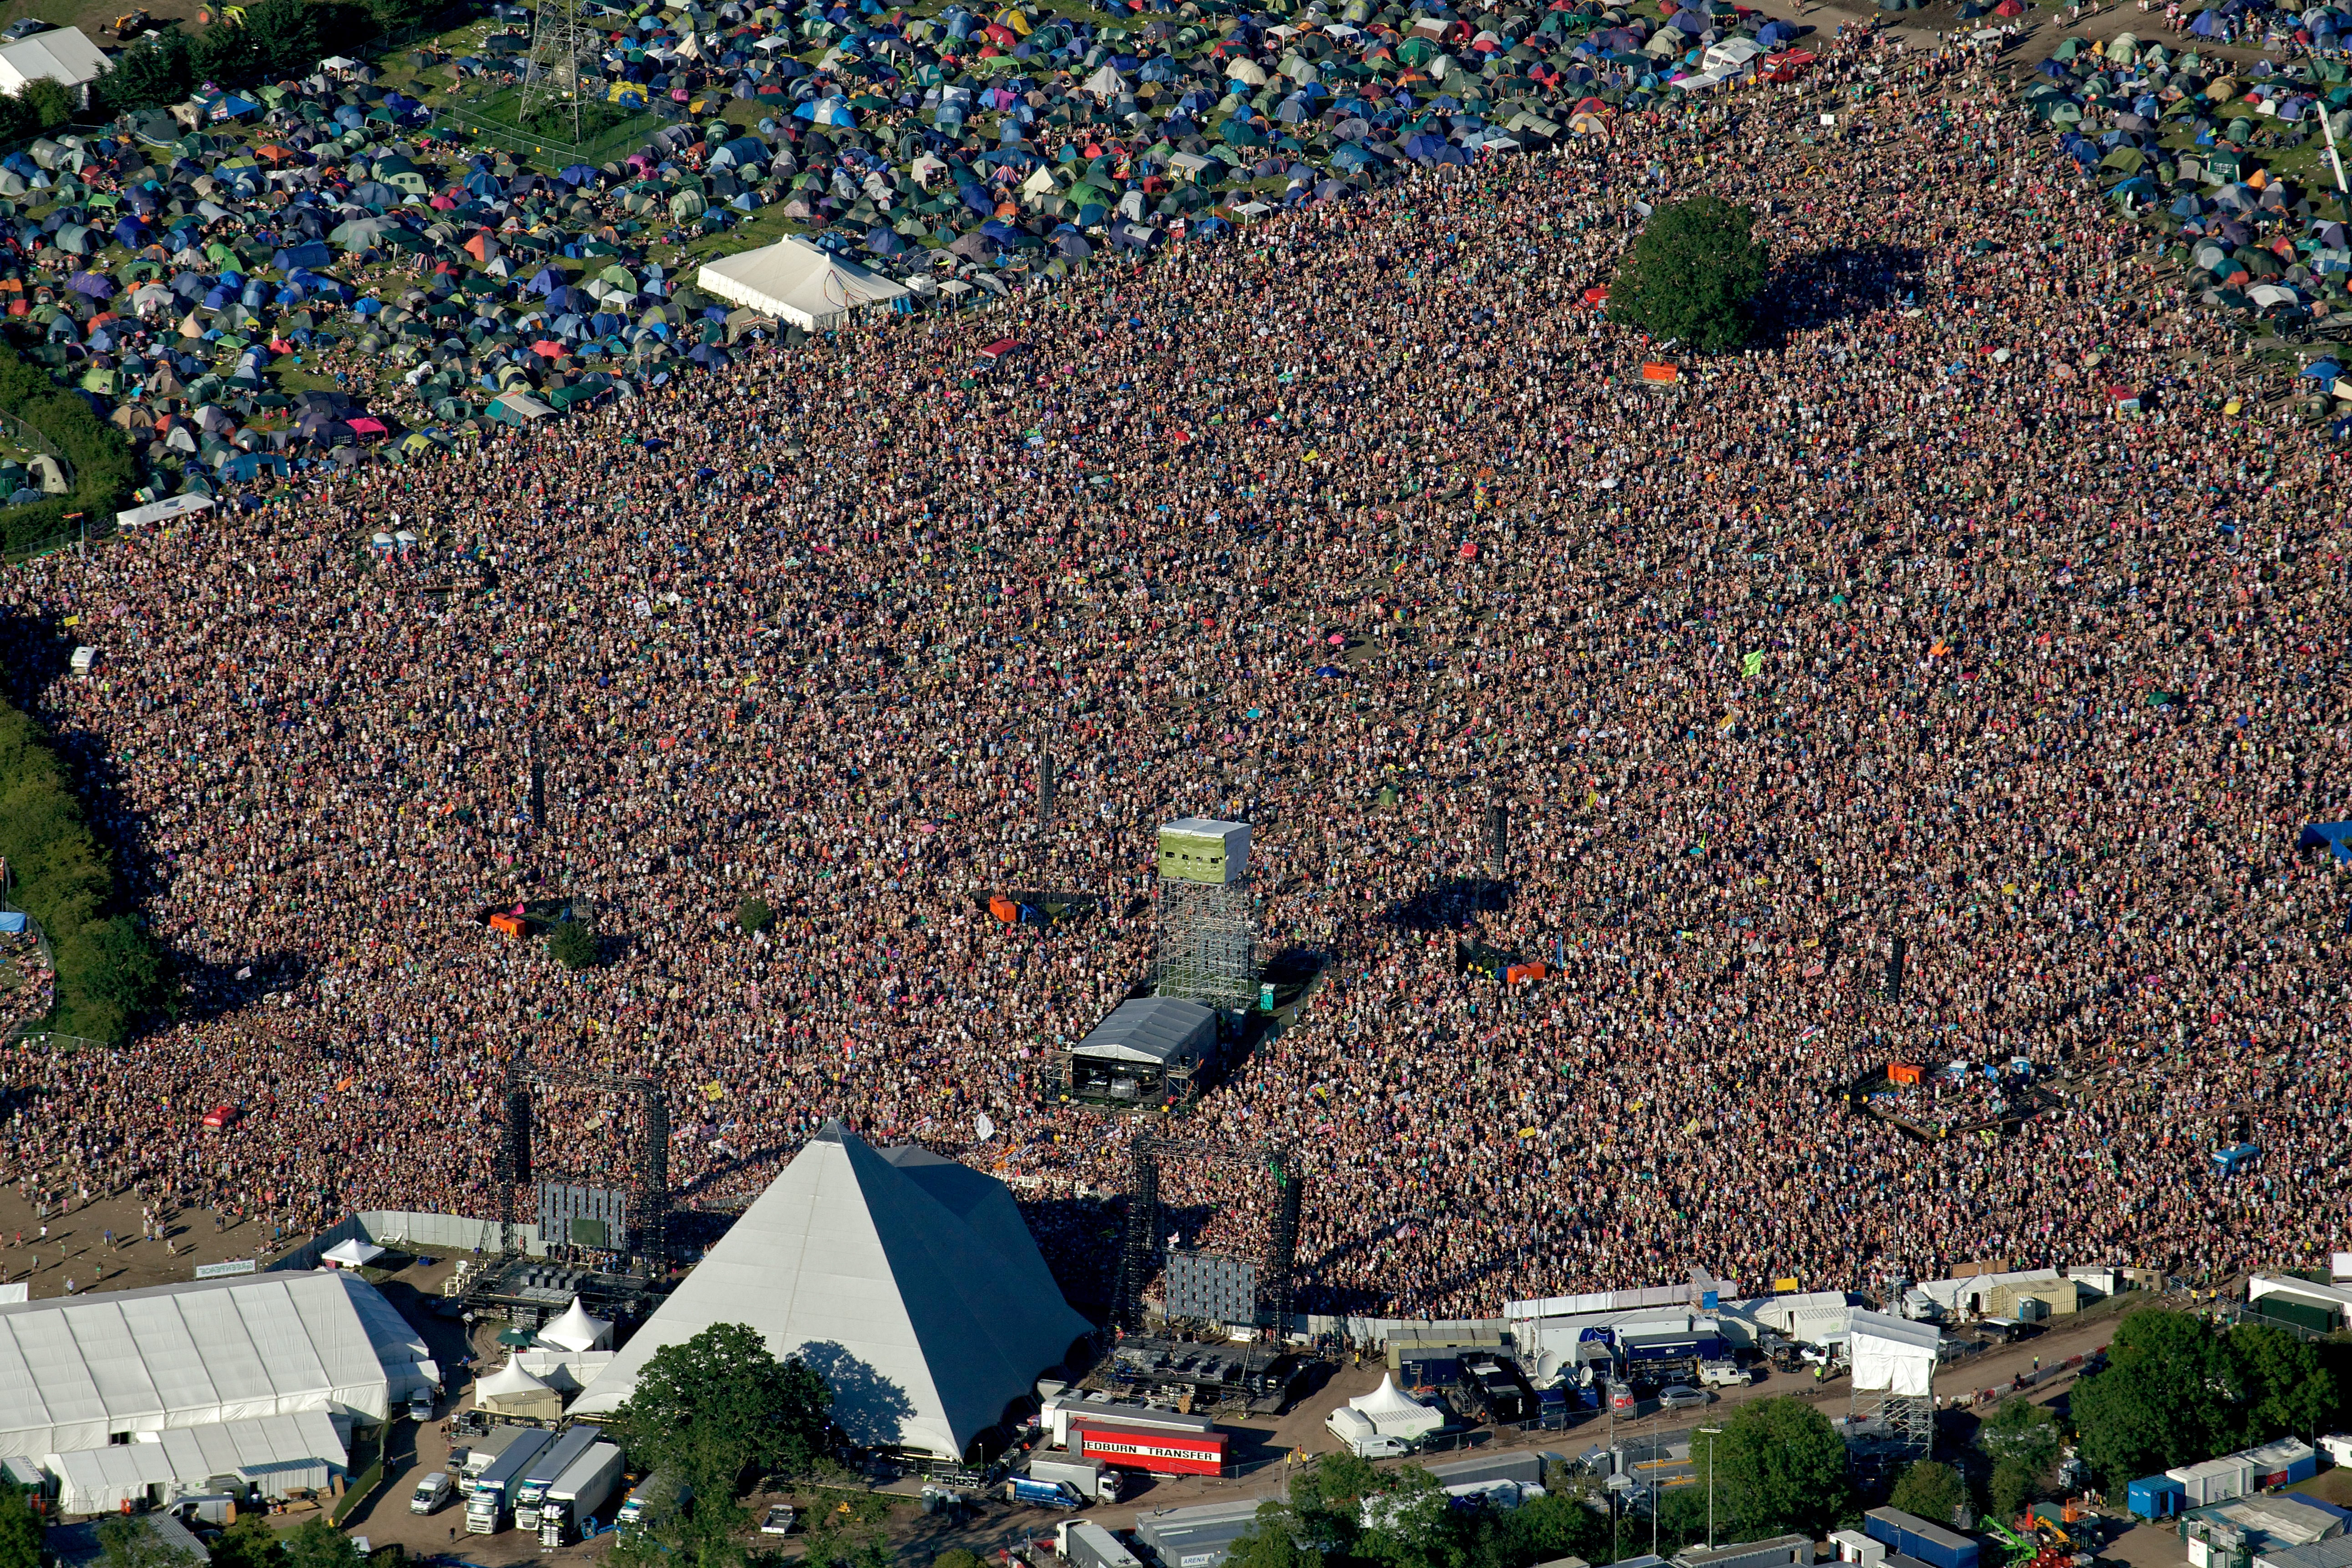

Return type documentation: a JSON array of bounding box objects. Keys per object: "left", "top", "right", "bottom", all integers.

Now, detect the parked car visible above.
[
  {"left": 408, "top": 1394, "right": 435, "bottom": 1421},
  {"left": 1658, "top": 1386, "right": 1711, "bottom": 1411}
]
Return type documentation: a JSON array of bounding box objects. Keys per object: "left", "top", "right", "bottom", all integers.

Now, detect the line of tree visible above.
[
  {"left": 0, "top": 689, "right": 167, "bottom": 1041},
  {"left": 2071, "top": 1307, "right": 2350, "bottom": 1494},
  {"left": 1226, "top": 1398, "right": 1854, "bottom": 1568},
  {"left": 0, "top": 341, "right": 137, "bottom": 559},
  {"left": 98, "top": 0, "right": 450, "bottom": 117}
]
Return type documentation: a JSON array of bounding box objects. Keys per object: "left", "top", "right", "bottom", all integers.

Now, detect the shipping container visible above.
[
  {"left": 2235, "top": 1439, "right": 2320, "bottom": 1488},
  {"left": 1075, "top": 1421, "right": 1228, "bottom": 1477},
  {"left": 1863, "top": 1507, "right": 1982, "bottom": 1568},
  {"left": 1061, "top": 1522, "right": 1146, "bottom": 1568},
  {"left": 2129, "top": 1477, "right": 2187, "bottom": 1521},
  {"left": 2168, "top": 1458, "right": 2257, "bottom": 1507}
]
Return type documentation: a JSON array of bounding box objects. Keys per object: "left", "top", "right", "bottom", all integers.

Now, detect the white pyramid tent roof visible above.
[
  {"left": 538, "top": 1297, "right": 613, "bottom": 1353},
  {"left": 1350, "top": 1373, "right": 1427, "bottom": 1415},
  {"left": 572, "top": 1122, "right": 1089, "bottom": 1459},
  {"left": 1349, "top": 1374, "right": 1442, "bottom": 1437},
  {"left": 475, "top": 1359, "right": 551, "bottom": 1399}
]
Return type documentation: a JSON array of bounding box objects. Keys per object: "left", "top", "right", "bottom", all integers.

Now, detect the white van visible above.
[{"left": 410, "top": 1473, "right": 454, "bottom": 1515}]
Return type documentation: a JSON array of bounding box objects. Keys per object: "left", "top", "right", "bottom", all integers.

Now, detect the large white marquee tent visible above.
[
  {"left": 0, "top": 1271, "right": 436, "bottom": 1459},
  {"left": 694, "top": 237, "right": 909, "bottom": 329},
  {"left": 574, "top": 1121, "right": 1088, "bottom": 1459}
]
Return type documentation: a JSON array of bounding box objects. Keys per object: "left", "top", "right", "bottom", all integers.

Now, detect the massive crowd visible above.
[{"left": 3, "top": 21, "right": 2350, "bottom": 1320}]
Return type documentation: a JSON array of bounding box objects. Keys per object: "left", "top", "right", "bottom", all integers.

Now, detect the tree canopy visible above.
[
  {"left": 1887, "top": 1462, "right": 1967, "bottom": 1529},
  {"left": 1223, "top": 1452, "right": 1614, "bottom": 1568},
  {"left": 606, "top": 1323, "right": 834, "bottom": 1568},
  {"left": 1605, "top": 194, "right": 1770, "bottom": 354},
  {"left": 2073, "top": 1308, "right": 2352, "bottom": 1492},
  {"left": 0, "top": 1487, "right": 39, "bottom": 1568},
  {"left": 1690, "top": 1397, "right": 1852, "bottom": 1543}
]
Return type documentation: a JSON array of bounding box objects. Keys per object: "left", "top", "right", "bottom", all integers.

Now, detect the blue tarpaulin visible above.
[{"left": 0, "top": 913, "right": 27, "bottom": 934}]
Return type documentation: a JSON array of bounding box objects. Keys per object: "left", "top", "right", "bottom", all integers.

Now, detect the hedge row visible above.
[
  {"left": 0, "top": 695, "right": 165, "bottom": 1042},
  {"left": 0, "top": 341, "right": 137, "bottom": 559}
]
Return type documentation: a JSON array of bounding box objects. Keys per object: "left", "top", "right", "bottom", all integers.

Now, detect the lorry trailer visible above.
[
  {"left": 538, "top": 1442, "right": 626, "bottom": 1547},
  {"left": 465, "top": 1427, "right": 555, "bottom": 1535},
  {"left": 512, "top": 1423, "right": 604, "bottom": 1532}
]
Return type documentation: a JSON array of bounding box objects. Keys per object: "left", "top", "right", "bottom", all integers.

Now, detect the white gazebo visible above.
[
  {"left": 1348, "top": 1374, "right": 1443, "bottom": 1440},
  {"left": 536, "top": 1297, "right": 613, "bottom": 1354},
  {"left": 320, "top": 1238, "right": 385, "bottom": 1270}
]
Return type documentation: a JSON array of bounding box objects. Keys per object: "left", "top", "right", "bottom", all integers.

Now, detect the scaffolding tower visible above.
[
  {"left": 1846, "top": 1309, "right": 1939, "bottom": 1461},
  {"left": 1152, "top": 819, "right": 1257, "bottom": 1012},
  {"left": 516, "top": 0, "right": 597, "bottom": 146},
  {"left": 1118, "top": 1135, "right": 1303, "bottom": 1332}
]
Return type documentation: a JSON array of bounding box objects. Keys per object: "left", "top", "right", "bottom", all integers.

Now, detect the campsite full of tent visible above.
[
  {"left": 0, "top": 0, "right": 1844, "bottom": 514},
  {"left": 2022, "top": 30, "right": 2352, "bottom": 327}
]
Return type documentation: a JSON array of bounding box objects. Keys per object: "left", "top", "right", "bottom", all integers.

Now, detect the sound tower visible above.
[
  {"left": 1886, "top": 936, "right": 1907, "bottom": 1002},
  {"left": 1487, "top": 801, "right": 1508, "bottom": 863}
]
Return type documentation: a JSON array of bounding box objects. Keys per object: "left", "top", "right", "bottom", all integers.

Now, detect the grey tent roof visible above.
[
  {"left": 572, "top": 1122, "right": 1088, "bottom": 1459},
  {"left": 1071, "top": 996, "right": 1217, "bottom": 1066}
]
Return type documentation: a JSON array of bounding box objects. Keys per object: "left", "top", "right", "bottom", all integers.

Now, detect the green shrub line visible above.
[
  {"left": 0, "top": 342, "right": 136, "bottom": 560},
  {"left": 0, "top": 693, "right": 166, "bottom": 1043}
]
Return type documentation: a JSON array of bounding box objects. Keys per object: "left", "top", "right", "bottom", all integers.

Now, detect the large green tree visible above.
[
  {"left": 0, "top": 1486, "right": 39, "bottom": 1568},
  {"left": 98, "top": 1518, "right": 203, "bottom": 1568},
  {"left": 277, "top": 1521, "right": 359, "bottom": 1568},
  {"left": 2229, "top": 1324, "right": 2338, "bottom": 1443},
  {"left": 1887, "top": 1461, "right": 1967, "bottom": 1528},
  {"left": 1692, "top": 1397, "right": 1851, "bottom": 1542},
  {"left": 1606, "top": 194, "right": 1770, "bottom": 354},
  {"left": 207, "top": 1514, "right": 285, "bottom": 1568},
  {"left": 2072, "top": 1308, "right": 2246, "bottom": 1492},
  {"left": 606, "top": 1323, "right": 832, "bottom": 1568}
]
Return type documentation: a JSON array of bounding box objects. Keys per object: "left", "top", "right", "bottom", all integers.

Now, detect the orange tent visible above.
[
  {"left": 988, "top": 895, "right": 1017, "bottom": 924},
  {"left": 1888, "top": 1062, "right": 1923, "bottom": 1086},
  {"left": 489, "top": 913, "right": 526, "bottom": 937}
]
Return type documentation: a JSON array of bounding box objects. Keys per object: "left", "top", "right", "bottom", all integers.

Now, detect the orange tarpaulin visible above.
[
  {"left": 1888, "top": 1062, "right": 1923, "bottom": 1086},
  {"left": 988, "top": 895, "right": 1018, "bottom": 923},
  {"left": 489, "top": 913, "right": 526, "bottom": 937},
  {"left": 1641, "top": 362, "right": 1679, "bottom": 383}
]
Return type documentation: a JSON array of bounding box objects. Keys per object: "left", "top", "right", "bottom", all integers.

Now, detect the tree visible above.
[
  {"left": 801, "top": 1497, "right": 895, "bottom": 1568},
  {"left": 1225, "top": 1500, "right": 1328, "bottom": 1568},
  {"left": 100, "top": 30, "right": 193, "bottom": 112},
  {"left": 1887, "top": 1461, "right": 1967, "bottom": 1528},
  {"left": 549, "top": 917, "right": 599, "bottom": 969},
  {"left": 2228, "top": 1324, "right": 2338, "bottom": 1443},
  {"left": 278, "top": 1521, "right": 359, "bottom": 1568},
  {"left": 207, "top": 1515, "right": 287, "bottom": 1568},
  {"left": 1978, "top": 1399, "right": 2062, "bottom": 1489},
  {"left": 1696, "top": 1397, "right": 1852, "bottom": 1542},
  {"left": 1988, "top": 1458, "right": 2037, "bottom": 1524},
  {"left": 607, "top": 1322, "right": 833, "bottom": 1568},
  {"left": 736, "top": 896, "right": 774, "bottom": 935},
  {"left": 98, "top": 1517, "right": 204, "bottom": 1568},
  {"left": 2073, "top": 1309, "right": 2245, "bottom": 1493},
  {"left": 1606, "top": 193, "right": 1770, "bottom": 354},
  {"left": 932, "top": 1551, "right": 984, "bottom": 1568},
  {"left": 0, "top": 1486, "right": 40, "bottom": 1568}
]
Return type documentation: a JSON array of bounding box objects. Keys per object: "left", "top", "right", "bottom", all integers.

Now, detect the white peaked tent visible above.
[
  {"left": 320, "top": 1238, "right": 384, "bottom": 1270},
  {"left": 572, "top": 1121, "right": 1089, "bottom": 1460},
  {"left": 475, "top": 1360, "right": 551, "bottom": 1400},
  {"left": 537, "top": 1297, "right": 613, "bottom": 1354},
  {"left": 1847, "top": 1309, "right": 1941, "bottom": 1397},
  {"left": 1349, "top": 1374, "right": 1443, "bottom": 1440},
  {"left": 695, "top": 237, "right": 909, "bottom": 330}
]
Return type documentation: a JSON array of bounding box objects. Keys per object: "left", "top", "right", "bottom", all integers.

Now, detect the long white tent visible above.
[
  {"left": 48, "top": 1410, "right": 348, "bottom": 1514},
  {"left": 0, "top": 1271, "right": 434, "bottom": 1459},
  {"left": 573, "top": 1122, "right": 1088, "bottom": 1459},
  {"left": 695, "top": 236, "right": 909, "bottom": 329}
]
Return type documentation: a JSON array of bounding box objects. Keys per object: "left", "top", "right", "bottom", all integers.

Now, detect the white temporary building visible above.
[
  {"left": 573, "top": 1121, "right": 1089, "bottom": 1459},
  {"left": 0, "top": 27, "right": 110, "bottom": 95},
  {"left": 48, "top": 1410, "right": 348, "bottom": 1514},
  {"left": 319, "top": 1239, "right": 384, "bottom": 1270},
  {"left": 696, "top": 237, "right": 910, "bottom": 329},
  {"left": 536, "top": 1298, "right": 613, "bottom": 1354},
  {"left": 1847, "top": 1310, "right": 1940, "bottom": 1397},
  {"left": 1348, "top": 1375, "right": 1443, "bottom": 1440},
  {"left": 0, "top": 1271, "right": 434, "bottom": 1460}
]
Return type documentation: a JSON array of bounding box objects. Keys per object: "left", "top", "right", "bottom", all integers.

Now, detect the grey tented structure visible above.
[{"left": 1067, "top": 996, "right": 1219, "bottom": 1104}]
